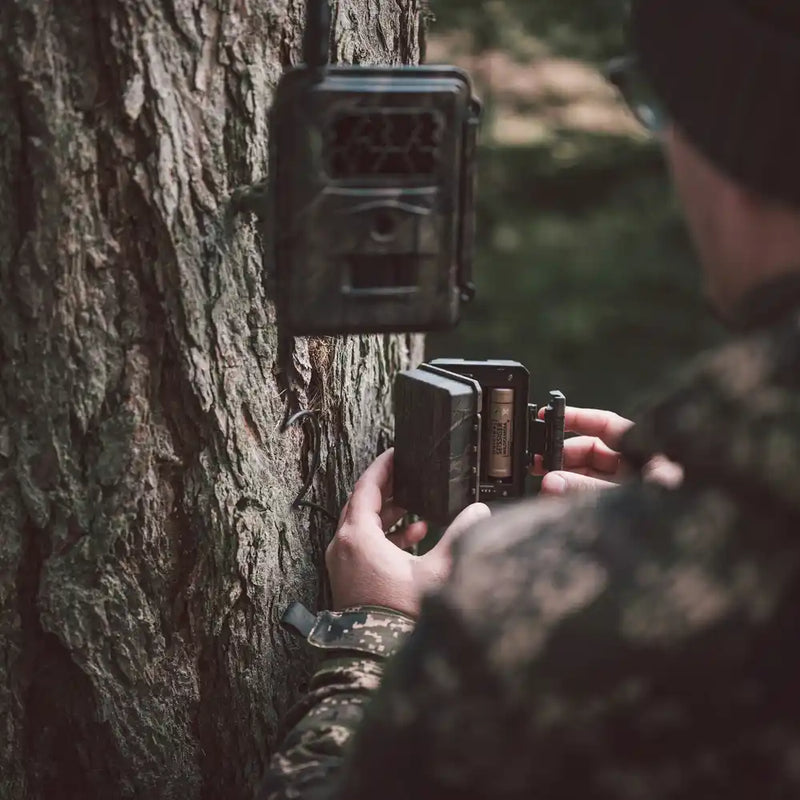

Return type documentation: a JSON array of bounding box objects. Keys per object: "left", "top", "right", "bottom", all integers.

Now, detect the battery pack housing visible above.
[{"left": 394, "top": 359, "right": 565, "bottom": 525}]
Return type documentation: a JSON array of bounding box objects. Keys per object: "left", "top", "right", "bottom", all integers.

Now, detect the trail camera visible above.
[
  {"left": 270, "top": 0, "right": 481, "bottom": 335},
  {"left": 394, "top": 360, "right": 566, "bottom": 525}
]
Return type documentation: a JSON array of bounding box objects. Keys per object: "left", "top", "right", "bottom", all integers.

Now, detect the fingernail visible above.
[{"left": 545, "top": 475, "right": 566, "bottom": 495}]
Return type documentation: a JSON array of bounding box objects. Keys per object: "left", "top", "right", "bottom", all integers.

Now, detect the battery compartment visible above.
[{"left": 430, "top": 360, "right": 530, "bottom": 503}]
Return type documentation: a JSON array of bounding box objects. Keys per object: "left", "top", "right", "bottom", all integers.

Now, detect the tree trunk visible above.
[{"left": 0, "top": 1, "right": 423, "bottom": 797}]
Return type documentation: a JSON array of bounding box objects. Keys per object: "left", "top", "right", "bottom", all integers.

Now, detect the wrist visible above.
[{"left": 282, "top": 603, "right": 415, "bottom": 660}]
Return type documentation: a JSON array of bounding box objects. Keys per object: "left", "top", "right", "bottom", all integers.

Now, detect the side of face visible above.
[
  {"left": 662, "top": 124, "right": 733, "bottom": 308},
  {"left": 664, "top": 124, "right": 800, "bottom": 316}
]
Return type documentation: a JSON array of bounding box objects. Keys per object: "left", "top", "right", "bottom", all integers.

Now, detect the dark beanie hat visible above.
[{"left": 632, "top": 0, "right": 800, "bottom": 206}]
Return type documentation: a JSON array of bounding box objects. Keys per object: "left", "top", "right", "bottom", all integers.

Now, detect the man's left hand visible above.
[{"left": 531, "top": 407, "right": 683, "bottom": 494}]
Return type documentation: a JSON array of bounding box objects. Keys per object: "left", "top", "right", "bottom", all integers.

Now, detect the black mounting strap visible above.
[
  {"left": 304, "top": 0, "right": 331, "bottom": 71},
  {"left": 281, "top": 601, "right": 317, "bottom": 638}
]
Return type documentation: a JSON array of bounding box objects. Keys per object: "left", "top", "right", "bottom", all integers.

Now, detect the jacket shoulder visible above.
[
  {"left": 443, "top": 479, "right": 793, "bottom": 673},
  {"left": 382, "top": 482, "right": 800, "bottom": 796}
]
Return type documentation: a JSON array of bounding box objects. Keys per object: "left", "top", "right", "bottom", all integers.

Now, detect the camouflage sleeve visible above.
[
  {"left": 260, "top": 606, "right": 415, "bottom": 800},
  {"left": 332, "top": 483, "right": 800, "bottom": 799}
]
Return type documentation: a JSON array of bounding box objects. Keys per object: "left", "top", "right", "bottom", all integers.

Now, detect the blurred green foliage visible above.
[
  {"left": 428, "top": 135, "right": 722, "bottom": 414},
  {"left": 429, "top": 0, "right": 629, "bottom": 61},
  {"left": 426, "top": 1, "right": 724, "bottom": 416}
]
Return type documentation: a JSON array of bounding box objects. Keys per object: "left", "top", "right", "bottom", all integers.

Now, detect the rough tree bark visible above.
[{"left": 0, "top": 1, "right": 423, "bottom": 797}]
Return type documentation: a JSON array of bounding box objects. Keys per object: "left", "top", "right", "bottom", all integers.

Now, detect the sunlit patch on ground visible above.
[{"left": 427, "top": 34, "right": 644, "bottom": 145}]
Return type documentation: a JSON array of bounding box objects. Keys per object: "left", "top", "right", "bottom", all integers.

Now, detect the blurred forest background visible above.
[{"left": 425, "top": 0, "right": 724, "bottom": 415}]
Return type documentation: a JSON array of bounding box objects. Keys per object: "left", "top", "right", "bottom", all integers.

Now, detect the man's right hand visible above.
[
  {"left": 326, "top": 449, "right": 490, "bottom": 617},
  {"left": 531, "top": 407, "right": 683, "bottom": 495}
]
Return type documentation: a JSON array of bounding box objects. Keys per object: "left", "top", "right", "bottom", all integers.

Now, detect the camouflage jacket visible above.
[{"left": 263, "top": 303, "right": 800, "bottom": 800}]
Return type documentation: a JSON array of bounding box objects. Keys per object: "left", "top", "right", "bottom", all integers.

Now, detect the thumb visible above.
[
  {"left": 434, "top": 502, "right": 492, "bottom": 554},
  {"left": 541, "top": 472, "right": 617, "bottom": 496},
  {"left": 419, "top": 503, "right": 491, "bottom": 590}
]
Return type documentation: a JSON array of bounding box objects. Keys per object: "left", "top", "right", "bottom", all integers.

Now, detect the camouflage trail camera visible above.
[
  {"left": 271, "top": 0, "right": 482, "bottom": 335},
  {"left": 394, "top": 360, "right": 566, "bottom": 526}
]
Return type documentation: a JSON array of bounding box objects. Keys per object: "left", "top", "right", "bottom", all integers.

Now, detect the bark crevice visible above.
[{"left": 16, "top": 521, "right": 122, "bottom": 798}]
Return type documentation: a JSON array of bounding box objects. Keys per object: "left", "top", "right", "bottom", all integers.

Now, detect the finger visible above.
[
  {"left": 529, "top": 454, "right": 545, "bottom": 475},
  {"left": 553, "top": 467, "right": 622, "bottom": 478},
  {"left": 565, "top": 408, "right": 633, "bottom": 448},
  {"left": 387, "top": 520, "right": 429, "bottom": 550},
  {"left": 346, "top": 449, "right": 395, "bottom": 522},
  {"left": 531, "top": 455, "right": 624, "bottom": 480},
  {"left": 541, "top": 471, "right": 618, "bottom": 496},
  {"left": 563, "top": 437, "right": 622, "bottom": 472},
  {"left": 433, "top": 503, "right": 491, "bottom": 554},
  {"left": 539, "top": 407, "right": 633, "bottom": 449},
  {"left": 380, "top": 501, "right": 408, "bottom": 532},
  {"left": 530, "top": 436, "right": 622, "bottom": 476}
]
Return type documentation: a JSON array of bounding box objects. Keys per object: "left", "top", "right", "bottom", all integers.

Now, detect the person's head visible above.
[{"left": 623, "top": 0, "right": 800, "bottom": 318}]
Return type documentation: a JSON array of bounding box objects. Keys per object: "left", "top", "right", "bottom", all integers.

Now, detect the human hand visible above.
[
  {"left": 326, "top": 449, "right": 491, "bottom": 617},
  {"left": 531, "top": 407, "right": 682, "bottom": 495}
]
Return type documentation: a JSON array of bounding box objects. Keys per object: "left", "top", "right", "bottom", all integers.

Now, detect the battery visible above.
[{"left": 488, "top": 388, "right": 514, "bottom": 478}]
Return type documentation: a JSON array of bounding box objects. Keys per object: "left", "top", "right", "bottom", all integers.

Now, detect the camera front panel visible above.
[{"left": 272, "top": 67, "right": 479, "bottom": 335}]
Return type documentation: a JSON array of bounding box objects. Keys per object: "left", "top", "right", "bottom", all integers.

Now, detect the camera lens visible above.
[{"left": 372, "top": 211, "right": 396, "bottom": 241}]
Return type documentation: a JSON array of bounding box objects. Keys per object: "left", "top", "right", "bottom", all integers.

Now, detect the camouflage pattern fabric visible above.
[
  {"left": 301, "top": 608, "right": 416, "bottom": 657},
  {"left": 261, "top": 608, "right": 414, "bottom": 800},
  {"left": 264, "top": 307, "right": 800, "bottom": 800}
]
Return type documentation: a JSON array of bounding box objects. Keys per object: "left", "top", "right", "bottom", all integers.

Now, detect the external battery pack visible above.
[{"left": 394, "top": 359, "right": 565, "bottom": 525}]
